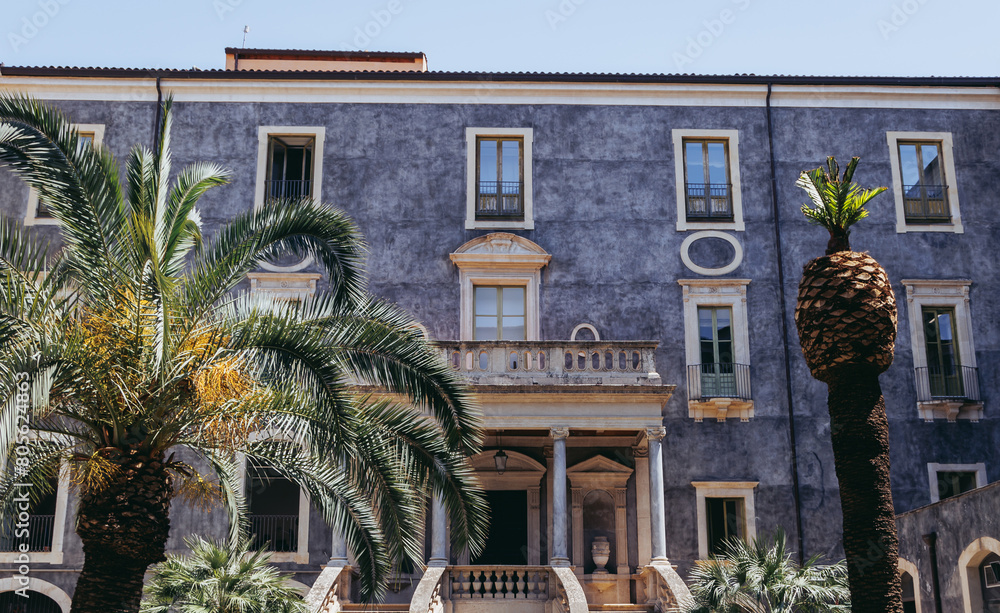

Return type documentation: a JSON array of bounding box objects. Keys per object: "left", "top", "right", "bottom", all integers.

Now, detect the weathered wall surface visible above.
[{"left": 0, "top": 90, "right": 996, "bottom": 595}]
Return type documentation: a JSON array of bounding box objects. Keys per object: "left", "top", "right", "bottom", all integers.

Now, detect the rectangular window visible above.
[
  {"left": 898, "top": 141, "right": 949, "bottom": 223},
  {"left": 246, "top": 460, "right": 300, "bottom": 552},
  {"left": 266, "top": 135, "right": 315, "bottom": 200},
  {"left": 0, "top": 480, "right": 57, "bottom": 553},
  {"left": 474, "top": 285, "right": 525, "bottom": 340},
  {"left": 683, "top": 139, "right": 732, "bottom": 221},
  {"left": 706, "top": 497, "right": 745, "bottom": 556},
  {"left": 985, "top": 561, "right": 1000, "bottom": 588},
  {"left": 935, "top": 470, "right": 977, "bottom": 500},
  {"left": 698, "top": 306, "right": 736, "bottom": 397},
  {"left": 922, "top": 306, "right": 963, "bottom": 398},
  {"left": 476, "top": 137, "right": 524, "bottom": 220}
]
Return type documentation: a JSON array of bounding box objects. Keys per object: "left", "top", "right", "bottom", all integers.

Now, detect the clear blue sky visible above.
[{"left": 3, "top": 0, "right": 997, "bottom": 77}]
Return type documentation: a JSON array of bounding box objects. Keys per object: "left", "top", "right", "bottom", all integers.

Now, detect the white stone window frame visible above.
[
  {"left": 0, "top": 453, "right": 70, "bottom": 565},
  {"left": 450, "top": 233, "right": 551, "bottom": 341},
  {"left": 926, "top": 462, "right": 986, "bottom": 504},
  {"left": 253, "top": 126, "right": 326, "bottom": 273},
  {"left": 886, "top": 131, "right": 963, "bottom": 234},
  {"left": 25, "top": 124, "right": 106, "bottom": 226},
  {"left": 691, "top": 481, "right": 758, "bottom": 560},
  {"left": 247, "top": 272, "right": 322, "bottom": 302},
  {"left": 465, "top": 127, "right": 534, "bottom": 230},
  {"left": 679, "top": 279, "right": 753, "bottom": 422},
  {"left": 902, "top": 279, "right": 981, "bottom": 422},
  {"left": 238, "top": 431, "right": 311, "bottom": 564},
  {"left": 672, "top": 129, "right": 745, "bottom": 232}
]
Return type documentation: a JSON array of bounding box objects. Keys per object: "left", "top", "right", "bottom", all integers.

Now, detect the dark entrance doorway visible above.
[
  {"left": 473, "top": 490, "right": 528, "bottom": 565},
  {"left": 0, "top": 591, "right": 63, "bottom": 613}
]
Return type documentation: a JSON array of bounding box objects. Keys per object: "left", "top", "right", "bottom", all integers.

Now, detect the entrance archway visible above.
[
  {"left": 0, "top": 578, "right": 72, "bottom": 613},
  {"left": 958, "top": 536, "right": 1000, "bottom": 613},
  {"left": 470, "top": 450, "right": 545, "bottom": 565}
]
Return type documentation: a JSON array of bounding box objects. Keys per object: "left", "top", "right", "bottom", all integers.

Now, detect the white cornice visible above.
[{"left": 3, "top": 76, "right": 998, "bottom": 110}]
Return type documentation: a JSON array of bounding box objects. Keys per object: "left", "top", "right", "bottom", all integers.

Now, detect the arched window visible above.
[{"left": 0, "top": 591, "right": 63, "bottom": 613}]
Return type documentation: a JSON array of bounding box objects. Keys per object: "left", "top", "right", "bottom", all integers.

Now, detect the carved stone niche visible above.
[{"left": 566, "top": 455, "right": 633, "bottom": 605}]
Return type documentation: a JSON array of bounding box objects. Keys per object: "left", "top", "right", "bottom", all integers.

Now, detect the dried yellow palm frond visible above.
[
  {"left": 70, "top": 452, "right": 122, "bottom": 494},
  {"left": 192, "top": 355, "right": 256, "bottom": 405},
  {"left": 173, "top": 472, "right": 223, "bottom": 511}
]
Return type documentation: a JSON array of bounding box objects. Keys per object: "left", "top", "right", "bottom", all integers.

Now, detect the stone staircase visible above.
[{"left": 340, "top": 605, "right": 410, "bottom": 612}]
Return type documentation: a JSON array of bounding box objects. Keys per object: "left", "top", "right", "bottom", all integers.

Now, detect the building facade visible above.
[{"left": 0, "top": 50, "right": 998, "bottom": 612}]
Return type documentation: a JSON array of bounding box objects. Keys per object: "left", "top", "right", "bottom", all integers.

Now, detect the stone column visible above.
[
  {"left": 646, "top": 426, "right": 668, "bottom": 564},
  {"left": 544, "top": 446, "right": 554, "bottom": 564},
  {"left": 329, "top": 528, "right": 349, "bottom": 566},
  {"left": 428, "top": 493, "right": 448, "bottom": 567},
  {"left": 633, "top": 444, "right": 652, "bottom": 567},
  {"left": 550, "top": 427, "right": 570, "bottom": 567}
]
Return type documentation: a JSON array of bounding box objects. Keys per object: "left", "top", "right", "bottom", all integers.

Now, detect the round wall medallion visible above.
[
  {"left": 680, "top": 231, "right": 743, "bottom": 276},
  {"left": 260, "top": 254, "right": 315, "bottom": 273}
]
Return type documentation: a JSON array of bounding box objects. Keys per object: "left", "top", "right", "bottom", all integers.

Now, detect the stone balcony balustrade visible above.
[{"left": 436, "top": 340, "right": 662, "bottom": 387}]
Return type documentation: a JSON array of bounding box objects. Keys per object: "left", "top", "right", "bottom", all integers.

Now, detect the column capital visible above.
[
  {"left": 645, "top": 426, "right": 666, "bottom": 442},
  {"left": 550, "top": 426, "right": 570, "bottom": 440}
]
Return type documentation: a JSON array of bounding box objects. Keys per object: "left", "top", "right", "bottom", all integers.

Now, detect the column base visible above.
[
  {"left": 550, "top": 556, "right": 571, "bottom": 568},
  {"left": 427, "top": 558, "right": 448, "bottom": 568},
  {"left": 325, "top": 557, "right": 349, "bottom": 567}
]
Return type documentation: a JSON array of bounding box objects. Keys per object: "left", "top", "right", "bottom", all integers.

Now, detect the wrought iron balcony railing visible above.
[
  {"left": 902, "top": 184, "right": 950, "bottom": 223},
  {"left": 438, "top": 341, "right": 659, "bottom": 385},
  {"left": 249, "top": 514, "right": 298, "bottom": 552},
  {"left": 686, "top": 363, "right": 752, "bottom": 402},
  {"left": 915, "top": 365, "right": 980, "bottom": 403},
  {"left": 0, "top": 514, "right": 54, "bottom": 552},
  {"left": 266, "top": 179, "right": 313, "bottom": 199},
  {"left": 476, "top": 181, "right": 524, "bottom": 219},
  {"left": 685, "top": 183, "right": 733, "bottom": 220}
]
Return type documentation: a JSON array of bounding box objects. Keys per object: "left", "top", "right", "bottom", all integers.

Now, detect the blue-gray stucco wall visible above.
[{"left": 0, "top": 93, "right": 997, "bottom": 589}]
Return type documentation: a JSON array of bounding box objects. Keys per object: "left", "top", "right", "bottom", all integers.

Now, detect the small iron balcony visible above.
[
  {"left": 914, "top": 365, "right": 980, "bottom": 403},
  {"left": 902, "top": 184, "right": 950, "bottom": 223},
  {"left": 249, "top": 514, "right": 299, "bottom": 552},
  {"left": 266, "top": 179, "right": 313, "bottom": 199},
  {"left": 685, "top": 183, "right": 733, "bottom": 220},
  {"left": 476, "top": 181, "right": 524, "bottom": 219}
]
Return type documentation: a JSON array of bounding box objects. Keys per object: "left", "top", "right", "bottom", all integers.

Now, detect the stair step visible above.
[
  {"left": 589, "top": 606, "right": 654, "bottom": 612},
  {"left": 341, "top": 605, "right": 411, "bottom": 612}
]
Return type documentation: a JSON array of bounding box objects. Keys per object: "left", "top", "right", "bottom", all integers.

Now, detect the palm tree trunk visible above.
[
  {"left": 70, "top": 455, "right": 173, "bottom": 613},
  {"left": 70, "top": 546, "right": 150, "bottom": 613},
  {"left": 827, "top": 366, "right": 903, "bottom": 613}
]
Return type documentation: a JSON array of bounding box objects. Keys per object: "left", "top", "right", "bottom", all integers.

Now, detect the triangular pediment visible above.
[{"left": 567, "top": 455, "right": 633, "bottom": 475}]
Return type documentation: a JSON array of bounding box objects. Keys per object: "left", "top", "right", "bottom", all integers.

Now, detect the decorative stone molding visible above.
[
  {"left": 691, "top": 481, "right": 758, "bottom": 560},
  {"left": 645, "top": 426, "right": 666, "bottom": 442},
  {"left": 680, "top": 231, "right": 744, "bottom": 276},
  {"left": 570, "top": 322, "right": 600, "bottom": 341},
  {"left": 450, "top": 233, "right": 551, "bottom": 341},
  {"left": 902, "top": 279, "right": 982, "bottom": 422},
  {"left": 465, "top": 127, "right": 534, "bottom": 230},
  {"left": 550, "top": 426, "right": 570, "bottom": 440},
  {"left": 886, "top": 131, "right": 963, "bottom": 234},
  {"left": 248, "top": 272, "right": 322, "bottom": 302},
  {"left": 679, "top": 279, "right": 754, "bottom": 422},
  {"left": 672, "top": 128, "right": 745, "bottom": 232}
]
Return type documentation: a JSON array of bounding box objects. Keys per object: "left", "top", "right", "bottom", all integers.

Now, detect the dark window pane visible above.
[{"left": 936, "top": 471, "right": 977, "bottom": 500}]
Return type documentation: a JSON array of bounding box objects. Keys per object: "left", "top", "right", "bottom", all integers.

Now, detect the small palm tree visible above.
[
  {"left": 794, "top": 157, "right": 902, "bottom": 612},
  {"left": 684, "top": 530, "right": 851, "bottom": 613},
  {"left": 0, "top": 94, "right": 488, "bottom": 613},
  {"left": 141, "top": 536, "right": 307, "bottom": 613}
]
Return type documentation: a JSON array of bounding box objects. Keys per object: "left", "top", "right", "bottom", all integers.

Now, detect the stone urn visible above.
[{"left": 591, "top": 536, "right": 610, "bottom": 574}]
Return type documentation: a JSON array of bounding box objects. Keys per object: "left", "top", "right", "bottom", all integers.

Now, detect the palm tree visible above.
[
  {"left": 794, "top": 157, "right": 902, "bottom": 613},
  {"left": 0, "top": 94, "right": 488, "bottom": 613},
  {"left": 684, "top": 530, "right": 851, "bottom": 613},
  {"left": 141, "top": 536, "right": 308, "bottom": 613}
]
